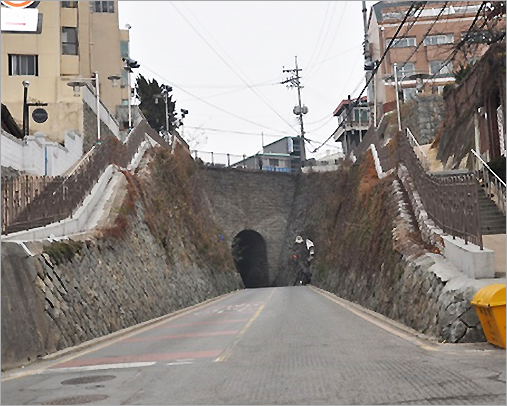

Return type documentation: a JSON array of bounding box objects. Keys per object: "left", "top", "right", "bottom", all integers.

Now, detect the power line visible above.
[
  {"left": 427, "top": 1, "right": 487, "bottom": 79},
  {"left": 306, "top": 1, "right": 336, "bottom": 76},
  {"left": 141, "top": 64, "right": 295, "bottom": 136},
  {"left": 184, "top": 126, "right": 283, "bottom": 138},
  {"left": 312, "top": 2, "right": 418, "bottom": 153},
  {"left": 398, "top": 2, "right": 449, "bottom": 71},
  {"left": 306, "top": 1, "right": 349, "bottom": 79},
  {"left": 171, "top": 2, "right": 299, "bottom": 135}
]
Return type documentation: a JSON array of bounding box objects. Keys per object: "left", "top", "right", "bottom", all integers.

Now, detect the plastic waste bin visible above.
[{"left": 471, "top": 284, "right": 506, "bottom": 349}]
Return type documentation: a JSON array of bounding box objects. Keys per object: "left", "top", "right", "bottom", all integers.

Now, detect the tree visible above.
[{"left": 135, "top": 74, "right": 179, "bottom": 134}]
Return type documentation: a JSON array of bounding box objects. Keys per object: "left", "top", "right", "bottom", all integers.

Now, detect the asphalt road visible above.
[{"left": 2, "top": 286, "right": 505, "bottom": 405}]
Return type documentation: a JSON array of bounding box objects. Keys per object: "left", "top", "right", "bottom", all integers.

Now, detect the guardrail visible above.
[
  {"left": 471, "top": 149, "right": 506, "bottom": 215},
  {"left": 399, "top": 130, "right": 483, "bottom": 248},
  {"left": 1, "top": 120, "right": 156, "bottom": 235}
]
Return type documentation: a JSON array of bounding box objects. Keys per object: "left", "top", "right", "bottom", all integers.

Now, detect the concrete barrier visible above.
[{"left": 442, "top": 235, "right": 496, "bottom": 279}]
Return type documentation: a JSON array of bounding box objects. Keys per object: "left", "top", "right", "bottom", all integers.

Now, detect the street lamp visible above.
[
  {"left": 67, "top": 72, "right": 119, "bottom": 144},
  {"left": 394, "top": 66, "right": 432, "bottom": 131},
  {"left": 154, "top": 84, "right": 173, "bottom": 142},
  {"left": 122, "top": 57, "right": 140, "bottom": 130},
  {"left": 68, "top": 71, "right": 101, "bottom": 143},
  {"left": 22, "top": 80, "right": 29, "bottom": 137}
]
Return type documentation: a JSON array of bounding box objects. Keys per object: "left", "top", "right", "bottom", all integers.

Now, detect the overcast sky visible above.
[{"left": 118, "top": 1, "right": 377, "bottom": 164}]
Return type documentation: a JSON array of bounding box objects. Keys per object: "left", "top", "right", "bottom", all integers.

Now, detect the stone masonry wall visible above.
[
  {"left": 201, "top": 167, "right": 297, "bottom": 286},
  {"left": 1, "top": 161, "right": 243, "bottom": 370},
  {"left": 402, "top": 94, "right": 445, "bottom": 145},
  {"left": 278, "top": 153, "right": 485, "bottom": 344},
  {"left": 83, "top": 103, "right": 116, "bottom": 153}
]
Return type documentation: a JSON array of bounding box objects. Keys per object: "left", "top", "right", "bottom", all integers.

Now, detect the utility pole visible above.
[
  {"left": 362, "top": 1, "right": 375, "bottom": 126},
  {"left": 282, "top": 56, "right": 308, "bottom": 168}
]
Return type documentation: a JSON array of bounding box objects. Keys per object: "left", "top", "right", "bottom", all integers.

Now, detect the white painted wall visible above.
[{"left": 1, "top": 130, "right": 83, "bottom": 176}]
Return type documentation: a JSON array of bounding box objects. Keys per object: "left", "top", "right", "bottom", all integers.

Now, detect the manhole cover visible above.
[
  {"left": 61, "top": 375, "right": 116, "bottom": 385},
  {"left": 42, "top": 394, "right": 109, "bottom": 405}
]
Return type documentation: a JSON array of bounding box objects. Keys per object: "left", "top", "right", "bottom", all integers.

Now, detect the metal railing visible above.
[
  {"left": 1, "top": 175, "right": 58, "bottom": 234},
  {"left": 471, "top": 149, "right": 506, "bottom": 215},
  {"left": 1, "top": 120, "right": 156, "bottom": 235},
  {"left": 406, "top": 127, "right": 430, "bottom": 171},
  {"left": 399, "top": 131, "right": 483, "bottom": 248}
]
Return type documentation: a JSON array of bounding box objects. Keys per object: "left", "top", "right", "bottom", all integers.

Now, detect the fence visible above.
[
  {"left": 398, "top": 130, "right": 483, "bottom": 248},
  {"left": 191, "top": 150, "right": 248, "bottom": 168},
  {"left": 471, "top": 149, "right": 506, "bottom": 215},
  {"left": 1, "top": 176, "right": 58, "bottom": 234},
  {"left": 1, "top": 120, "right": 156, "bottom": 235}
]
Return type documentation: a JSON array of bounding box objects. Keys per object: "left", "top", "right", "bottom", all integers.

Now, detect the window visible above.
[
  {"left": 120, "top": 71, "right": 129, "bottom": 88},
  {"left": 393, "top": 62, "right": 415, "bottom": 77},
  {"left": 269, "top": 159, "right": 279, "bottom": 167},
  {"left": 62, "top": 27, "right": 78, "bottom": 55},
  {"left": 120, "top": 41, "right": 129, "bottom": 58},
  {"left": 386, "top": 37, "right": 416, "bottom": 48},
  {"left": 402, "top": 88, "right": 417, "bottom": 102},
  {"left": 61, "top": 1, "right": 78, "bottom": 7},
  {"left": 429, "top": 60, "right": 453, "bottom": 75},
  {"left": 93, "top": 1, "right": 114, "bottom": 13},
  {"left": 353, "top": 108, "right": 369, "bottom": 123},
  {"left": 8, "top": 55, "right": 38, "bottom": 76},
  {"left": 423, "top": 34, "right": 454, "bottom": 46}
]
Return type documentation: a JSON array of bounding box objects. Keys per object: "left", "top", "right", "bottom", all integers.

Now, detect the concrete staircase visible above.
[{"left": 478, "top": 186, "right": 506, "bottom": 235}]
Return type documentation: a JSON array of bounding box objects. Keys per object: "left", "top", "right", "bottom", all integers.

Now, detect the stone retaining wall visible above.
[{"left": 1, "top": 201, "right": 243, "bottom": 370}]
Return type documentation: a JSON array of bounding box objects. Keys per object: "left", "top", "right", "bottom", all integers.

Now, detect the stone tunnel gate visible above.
[{"left": 201, "top": 168, "right": 297, "bottom": 288}]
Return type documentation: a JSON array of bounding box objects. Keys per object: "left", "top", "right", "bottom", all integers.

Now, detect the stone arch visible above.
[{"left": 232, "top": 229, "right": 269, "bottom": 288}]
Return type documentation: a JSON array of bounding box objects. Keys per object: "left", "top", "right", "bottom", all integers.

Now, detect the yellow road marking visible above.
[
  {"left": 215, "top": 289, "right": 274, "bottom": 362},
  {"left": 215, "top": 304, "right": 265, "bottom": 362}
]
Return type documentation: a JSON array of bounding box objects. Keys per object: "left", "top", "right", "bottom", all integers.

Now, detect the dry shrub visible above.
[
  {"left": 101, "top": 170, "right": 141, "bottom": 240},
  {"left": 357, "top": 152, "right": 380, "bottom": 201},
  {"left": 141, "top": 147, "right": 234, "bottom": 271}
]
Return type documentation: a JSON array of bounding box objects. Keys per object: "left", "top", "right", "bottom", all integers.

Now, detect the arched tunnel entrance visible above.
[{"left": 232, "top": 230, "right": 270, "bottom": 288}]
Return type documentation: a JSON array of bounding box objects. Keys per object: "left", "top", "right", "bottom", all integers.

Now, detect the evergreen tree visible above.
[{"left": 135, "top": 74, "right": 179, "bottom": 134}]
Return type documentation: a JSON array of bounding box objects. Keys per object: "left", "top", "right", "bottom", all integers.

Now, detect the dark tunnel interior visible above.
[{"left": 232, "top": 230, "right": 270, "bottom": 288}]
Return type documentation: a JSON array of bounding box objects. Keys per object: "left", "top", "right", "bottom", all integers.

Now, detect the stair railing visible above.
[
  {"left": 406, "top": 127, "right": 430, "bottom": 172},
  {"left": 471, "top": 149, "right": 506, "bottom": 215}
]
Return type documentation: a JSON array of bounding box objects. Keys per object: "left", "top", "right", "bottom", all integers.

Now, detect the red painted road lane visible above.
[
  {"left": 122, "top": 330, "right": 240, "bottom": 343},
  {"left": 150, "top": 318, "right": 250, "bottom": 330},
  {"left": 51, "top": 350, "right": 222, "bottom": 369},
  {"left": 39, "top": 289, "right": 277, "bottom": 373}
]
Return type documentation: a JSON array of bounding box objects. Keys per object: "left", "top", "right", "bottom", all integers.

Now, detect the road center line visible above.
[
  {"left": 215, "top": 304, "right": 265, "bottom": 363},
  {"left": 215, "top": 290, "right": 275, "bottom": 363}
]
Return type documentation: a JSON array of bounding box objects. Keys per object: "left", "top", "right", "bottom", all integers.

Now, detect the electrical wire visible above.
[
  {"left": 426, "top": 1, "right": 487, "bottom": 79},
  {"left": 171, "top": 2, "right": 299, "bottom": 135},
  {"left": 398, "top": 2, "right": 449, "bottom": 71},
  {"left": 141, "top": 64, "right": 296, "bottom": 136},
  {"left": 306, "top": 1, "right": 349, "bottom": 79},
  {"left": 312, "top": 2, "right": 418, "bottom": 153},
  {"left": 306, "top": 2, "right": 337, "bottom": 77}
]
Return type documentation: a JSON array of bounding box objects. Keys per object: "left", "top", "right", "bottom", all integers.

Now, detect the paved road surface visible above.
[{"left": 2, "top": 287, "right": 505, "bottom": 405}]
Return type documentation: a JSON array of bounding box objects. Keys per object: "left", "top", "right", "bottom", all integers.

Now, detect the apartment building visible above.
[
  {"left": 1, "top": 1, "right": 130, "bottom": 142},
  {"left": 367, "top": 1, "right": 488, "bottom": 119},
  {"left": 331, "top": 96, "right": 369, "bottom": 156}
]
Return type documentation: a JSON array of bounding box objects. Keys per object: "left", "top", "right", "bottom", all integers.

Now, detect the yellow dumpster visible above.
[{"left": 471, "top": 284, "right": 506, "bottom": 349}]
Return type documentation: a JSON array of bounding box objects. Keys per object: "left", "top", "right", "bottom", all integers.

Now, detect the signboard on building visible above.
[{"left": 1, "top": 1, "right": 40, "bottom": 32}]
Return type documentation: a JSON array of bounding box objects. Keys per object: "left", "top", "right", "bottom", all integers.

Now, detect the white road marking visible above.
[
  {"left": 39, "top": 362, "right": 156, "bottom": 373},
  {"left": 166, "top": 362, "right": 193, "bottom": 366}
]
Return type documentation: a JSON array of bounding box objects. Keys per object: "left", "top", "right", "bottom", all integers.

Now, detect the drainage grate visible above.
[
  {"left": 61, "top": 375, "right": 116, "bottom": 385},
  {"left": 42, "top": 394, "right": 109, "bottom": 405}
]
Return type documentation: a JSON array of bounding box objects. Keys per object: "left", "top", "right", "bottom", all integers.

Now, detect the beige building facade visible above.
[
  {"left": 1, "top": 1, "right": 130, "bottom": 142},
  {"left": 367, "top": 1, "right": 488, "bottom": 118}
]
